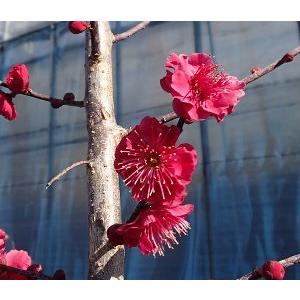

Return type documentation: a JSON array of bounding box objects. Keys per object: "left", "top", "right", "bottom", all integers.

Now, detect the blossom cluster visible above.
[
  {"left": 0, "top": 228, "right": 40, "bottom": 280},
  {"left": 0, "top": 21, "right": 89, "bottom": 121},
  {"left": 109, "top": 117, "right": 197, "bottom": 256},
  {"left": 108, "top": 52, "right": 245, "bottom": 256},
  {"left": 0, "top": 64, "right": 30, "bottom": 121}
]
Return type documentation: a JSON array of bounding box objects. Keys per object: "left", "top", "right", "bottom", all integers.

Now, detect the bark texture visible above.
[{"left": 85, "top": 21, "right": 125, "bottom": 280}]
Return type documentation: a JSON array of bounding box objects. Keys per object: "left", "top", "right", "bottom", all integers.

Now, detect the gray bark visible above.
[{"left": 85, "top": 21, "right": 125, "bottom": 280}]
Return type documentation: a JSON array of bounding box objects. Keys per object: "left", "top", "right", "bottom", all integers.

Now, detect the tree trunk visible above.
[{"left": 85, "top": 21, "right": 125, "bottom": 280}]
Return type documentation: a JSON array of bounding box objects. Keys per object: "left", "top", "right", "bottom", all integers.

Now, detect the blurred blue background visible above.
[{"left": 0, "top": 21, "right": 300, "bottom": 279}]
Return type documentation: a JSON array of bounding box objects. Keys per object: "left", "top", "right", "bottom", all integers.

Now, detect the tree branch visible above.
[
  {"left": 46, "top": 160, "right": 90, "bottom": 189},
  {"left": 85, "top": 21, "right": 124, "bottom": 280},
  {"left": 239, "top": 253, "right": 300, "bottom": 280},
  {"left": 89, "top": 21, "right": 100, "bottom": 59},
  {"left": 243, "top": 45, "right": 300, "bottom": 84},
  {"left": 0, "top": 81, "right": 84, "bottom": 108},
  {"left": 113, "top": 21, "right": 150, "bottom": 43},
  {"left": 157, "top": 111, "right": 178, "bottom": 124},
  {"left": 0, "top": 264, "right": 52, "bottom": 280},
  {"left": 157, "top": 45, "right": 300, "bottom": 124}
]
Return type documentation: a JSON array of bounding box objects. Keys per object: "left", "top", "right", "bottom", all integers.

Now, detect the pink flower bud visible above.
[
  {"left": 260, "top": 260, "right": 285, "bottom": 280},
  {"left": 68, "top": 21, "right": 89, "bottom": 34},
  {"left": 51, "top": 99, "right": 63, "bottom": 109},
  {"left": 107, "top": 224, "right": 124, "bottom": 246},
  {"left": 282, "top": 53, "right": 294, "bottom": 63},
  {"left": 6, "top": 64, "right": 30, "bottom": 94},
  {"left": 63, "top": 92, "right": 75, "bottom": 101},
  {"left": 0, "top": 91, "right": 17, "bottom": 121}
]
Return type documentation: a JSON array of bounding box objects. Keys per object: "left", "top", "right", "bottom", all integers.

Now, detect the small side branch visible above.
[
  {"left": 157, "top": 45, "right": 300, "bottom": 124},
  {"left": 157, "top": 111, "right": 178, "bottom": 124},
  {"left": 243, "top": 46, "right": 300, "bottom": 84},
  {"left": 113, "top": 21, "right": 150, "bottom": 43},
  {"left": 0, "top": 264, "right": 52, "bottom": 280},
  {"left": 0, "top": 81, "right": 84, "bottom": 108},
  {"left": 46, "top": 160, "right": 90, "bottom": 189},
  {"left": 239, "top": 253, "right": 300, "bottom": 280}
]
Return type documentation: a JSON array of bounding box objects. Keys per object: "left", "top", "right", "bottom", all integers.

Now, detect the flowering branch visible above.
[
  {"left": 239, "top": 253, "right": 300, "bottom": 280},
  {"left": 0, "top": 263, "right": 52, "bottom": 280},
  {"left": 85, "top": 21, "right": 124, "bottom": 280},
  {"left": 46, "top": 160, "right": 91, "bottom": 189},
  {"left": 113, "top": 21, "right": 150, "bottom": 43},
  {"left": 158, "top": 45, "right": 300, "bottom": 124},
  {"left": 0, "top": 81, "right": 84, "bottom": 108}
]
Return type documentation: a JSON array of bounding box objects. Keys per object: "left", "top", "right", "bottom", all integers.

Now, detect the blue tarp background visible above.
[{"left": 0, "top": 21, "right": 300, "bottom": 279}]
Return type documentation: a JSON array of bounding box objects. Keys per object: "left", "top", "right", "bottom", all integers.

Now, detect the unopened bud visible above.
[
  {"left": 51, "top": 99, "right": 63, "bottom": 109},
  {"left": 63, "top": 92, "right": 75, "bottom": 102},
  {"left": 52, "top": 269, "right": 66, "bottom": 280},
  {"left": 69, "top": 22, "right": 89, "bottom": 34},
  {"left": 282, "top": 53, "right": 294, "bottom": 63},
  {"left": 259, "top": 260, "right": 285, "bottom": 280},
  {"left": 107, "top": 224, "right": 124, "bottom": 246}
]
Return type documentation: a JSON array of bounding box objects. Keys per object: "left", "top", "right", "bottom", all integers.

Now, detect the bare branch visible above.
[
  {"left": 243, "top": 45, "right": 300, "bottom": 84},
  {"left": 0, "top": 81, "right": 84, "bottom": 108},
  {"left": 85, "top": 21, "right": 125, "bottom": 280},
  {"left": 239, "top": 253, "right": 300, "bottom": 280},
  {"left": 46, "top": 160, "right": 90, "bottom": 189},
  {"left": 157, "top": 111, "right": 178, "bottom": 124},
  {"left": 158, "top": 45, "right": 300, "bottom": 124},
  {"left": 113, "top": 21, "right": 150, "bottom": 43},
  {"left": 0, "top": 264, "right": 52, "bottom": 280}
]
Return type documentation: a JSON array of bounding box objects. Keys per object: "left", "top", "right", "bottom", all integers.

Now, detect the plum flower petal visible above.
[
  {"left": 5, "top": 250, "right": 32, "bottom": 270},
  {"left": 6, "top": 64, "right": 30, "bottom": 94},
  {"left": 0, "top": 229, "right": 6, "bottom": 257},
  {"left": 160, "top": 52, "right": 245, "bottom": 122},
  {"left": 114, "top": 117, "right": 197, "bottom": 203},
  {"left": 108, "top": 200, "right": 194, "bottom": 256},
  {"left": 0, "top": 91, "right": 17, "bottom": 121}
]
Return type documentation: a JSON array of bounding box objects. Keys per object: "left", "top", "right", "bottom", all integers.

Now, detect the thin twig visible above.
[
  {"left": 0, "top": 264, "right": 52, "bottom": 280},
  {"left": 113, "top": 21, "right": 150, "bottom": 43},
  {"left": 158, "top": 45, "right": 300, "bottom": 124},
  {"left": 157, "top": 111, "right": 178, "bottom": 124},
  {"left": 0, "top": 81, "right": 84, "bottom": 108},
  {"left": 239, "top": 253, "right": 300, "bottom": 280},
  {"left": 46, "top": 160, "right": 90, "bottom": 189},
  {"left": 243, "top": 46, "right": 300, "bottom": 84}
]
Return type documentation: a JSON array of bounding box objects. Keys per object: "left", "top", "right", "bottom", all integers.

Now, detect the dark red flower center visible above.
[
  {"left": 189, "top": 64, "right": 222, "bottom": 102},
  {"left": 146, "top": 152, "right": 161, "bottom": 167}
]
